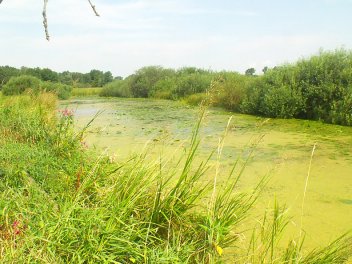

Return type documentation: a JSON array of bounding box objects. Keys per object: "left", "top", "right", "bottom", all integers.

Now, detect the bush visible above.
[
  {"left": 41, "top": 81, "right": 73, "bottom": 100},
  {"left": 129, "top": 66, "right": 175, "bottom": 98},
  {"left": 150, "top": 78, "right": 177, "bottom": 99},
  {"left": 262, "top": 85, "right": 304, "bottom": 118},
  {"left": 212, "top": 73, "right": 249, "bottom": 111},
  {"left": 2, "top": 75, "right": 41, "bottom": 96},
  {"left": 172, "top": 73, "right": 213, "bottom": 98},
  {"left": 294, "top": 49, "right": 352, "bottom": 122},
  {"left": 100, "top": 80, "right": 132, "bottom": 97},
  {"left": 240, "top": 78, "right": 266, "bottom": 115},
  {"left": 1, "top": 75, "right": 73, "bottom": 99},
  {"left": 240, "top": 50, "right": 352, "bottom": 125},
  {"left": 329, "top": 91, "right": 352, "bottom": 125}
]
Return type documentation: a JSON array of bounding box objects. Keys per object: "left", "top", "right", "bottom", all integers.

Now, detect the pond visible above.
[{"left": 61, "top": 97, "right": 352, "bottom": 249}]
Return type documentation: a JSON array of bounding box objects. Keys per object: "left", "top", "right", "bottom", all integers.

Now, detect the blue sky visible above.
[{"left": 0, "top": 0, "right": 351, "bottom": 77}]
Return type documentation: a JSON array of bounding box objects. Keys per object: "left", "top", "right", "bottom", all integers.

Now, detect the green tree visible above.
[
  {"left": 0, "top": 66, "right": 20, "bottom": 88},
  {"left": 89, "top": 69, "right": 104, "bottom": 87},
  {"left": 130, "top": 66, "right": 175, "bottom": 98},
  {"left": 40, "top": 68, "right": 59, "bottom": 82},
  {"left": 245, "top": 68, "right": 256, "bottom": 76},
  {"left": 103, "top": 71, "right": 113, "bottom": 85},
  {"left": 2, "top": 75, "right": 41, "bottom": 95}
]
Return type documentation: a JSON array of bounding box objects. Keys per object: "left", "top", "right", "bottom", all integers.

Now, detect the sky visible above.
[{"left": 0, "top": 0, "right": 352, "bottom": 77}]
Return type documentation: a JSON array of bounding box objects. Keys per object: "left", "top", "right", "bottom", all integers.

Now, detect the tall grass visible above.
[
  {"left": 0, "top": 93, "right": 351, "bottom": 263},
  {"left": 72, "top": 87, "right": 103, "bottom": 97}
]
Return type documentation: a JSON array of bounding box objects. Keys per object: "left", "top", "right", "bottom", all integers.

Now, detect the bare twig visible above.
[
  {"left": 88, "top": 0, "right": 100, "bottom": 16},
  {"left": 2, "top": 0, "right": 99, "bottom": 40},
  {"left": 42, "top": 0, "right": 49, "bottom": 41}
]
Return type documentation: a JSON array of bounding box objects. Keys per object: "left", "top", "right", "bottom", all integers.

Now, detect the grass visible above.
[
  {"left": 72, "top": 87, "right": 102, "bottom": 97},
  {"left": 0, "top": 93, "right": 351, "bottom": 263}
]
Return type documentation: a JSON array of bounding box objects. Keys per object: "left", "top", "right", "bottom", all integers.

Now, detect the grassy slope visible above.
[{"left": 0, "top": 94, "right": 351, "bottom": 263}]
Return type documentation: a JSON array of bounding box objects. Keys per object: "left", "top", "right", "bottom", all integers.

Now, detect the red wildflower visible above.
[
  {"left": 12, "top": 220, "right": 19, "bottom": 228},
  {"left": 60, "top": 108, "right": 74, "bottom": 117}
]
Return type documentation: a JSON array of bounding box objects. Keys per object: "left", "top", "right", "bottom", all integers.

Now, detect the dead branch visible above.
[
  {"left": 88, "top": 0, "right": 100, "bottom": 17},
  {"left": 42, "top": 0, "right": 49, "bottom": 41},
  {"left": 1, "top": 0, "right": 99, "bottom": 40}
]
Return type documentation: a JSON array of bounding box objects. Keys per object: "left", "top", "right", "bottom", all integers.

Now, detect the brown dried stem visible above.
[
  {"left": 1, "top": 0, "right": 99, "bottom": 40},
  {"left": 42, "top": 0, "right": 49, "bottom": 41},
  {"left": 88, "top": 0, "right": 100, "bottom": 17}
]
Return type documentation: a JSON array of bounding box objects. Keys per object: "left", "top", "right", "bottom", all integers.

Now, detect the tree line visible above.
[
  {"left": 0, "top": 66, "right": 116, "bottom": 88},
  {"left": 1, "top": 49, "right": 351, "bottom": 125}
]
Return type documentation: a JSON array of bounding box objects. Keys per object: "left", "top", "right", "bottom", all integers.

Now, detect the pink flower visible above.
[
  {"left": 60, "top": 108, "right": 74, "bottom": 117},
  {"left": 12, "top": 220, "right": 19, "bottom": 228}
]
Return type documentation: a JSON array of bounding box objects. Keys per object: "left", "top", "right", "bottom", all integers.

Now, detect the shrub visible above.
[
  {"left": 150, "top": 78, "right": 177, "bottom": 99},
  {"left": 329, "top": 91, "right": 352, "bottom": 125},
  {"left": 41, "top": 81, "right": 73, "bottom": 100},
  {"left": 294, "top": 49, "right": 352, "bottom": 122},
  {"left": 100, "top": 79, "right": 132, "bottom": 97},
  {"left": 2, "top": 75, "right": 41, "bottom": 96},
  {"left": 213, "top": 73, "right": 249, "bottom": 111},
  {"left": 129, "top": 66, "right": 175, "bottom": 98},
  {"left": 262, "top": 84, "right": 304, "bottom": 118},
  {"left": 173, "top": 73, "right": 213, "bottom": 98},
  {"left": 240, "top": 78, "right": 266, "bottom": 115}
]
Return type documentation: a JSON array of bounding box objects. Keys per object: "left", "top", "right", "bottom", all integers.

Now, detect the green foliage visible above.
[
  {"left": 241, "top": 49, "right": 352, "bottom": 125},
  {"left": 329, "top": 91, "right": 352, "bottom": 126},
  {"left": 71, "top": 87, "right": 103, "bottom": 97},
  {"left": 172, "top": 70, "right": 213, "bottom": 98},
  {"left": 2, "top": 75, "right": 41, "bottom": 96},
  {"left": 0, "top": 65, "right": 114, "bottom": 89},
  {"left": 3, "top": 48, "right": 352, "bottom": 125},
  {"left": 1, "top": 76, "right": 72, "bottom": 99},
  {"left": 129, "top": 66, "right": 175, "bottom": 98},
  {"left": 212, "top": 73, "right": 249, "bottom": 111},
  {"left": 111, "top": 66, "right": 214, "bottom": 100},
  {"left": 245, "top": 67, "right": 256, "bottom": 76},
  {"left": 0, "top": 66, "right": 20, "bottom": 89},
  {"left": 100, "top": 79, "right": 132, "bottom": 97},
  {"left": 150, "top": 77, "right": 177, "bottom": 99},
  {"left": 41, "top": 81, "right": 73, "bottom": 100}
]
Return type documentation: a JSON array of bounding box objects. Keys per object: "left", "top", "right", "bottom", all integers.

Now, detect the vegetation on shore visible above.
[
  {"left": 1, "top": 49, "right": 351, "bottom": 125},
  {"left": 0, "top": 93, "right": 351, "bottom": 263},
  {"left": 2, "top": 75, "right": 73, "bottom": 99},
  {"left": 99, "top": 49, "right": 352, "bottom": 126},
  {"left": 0, "top": 66, "right": 115, "bottom": 89}
]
